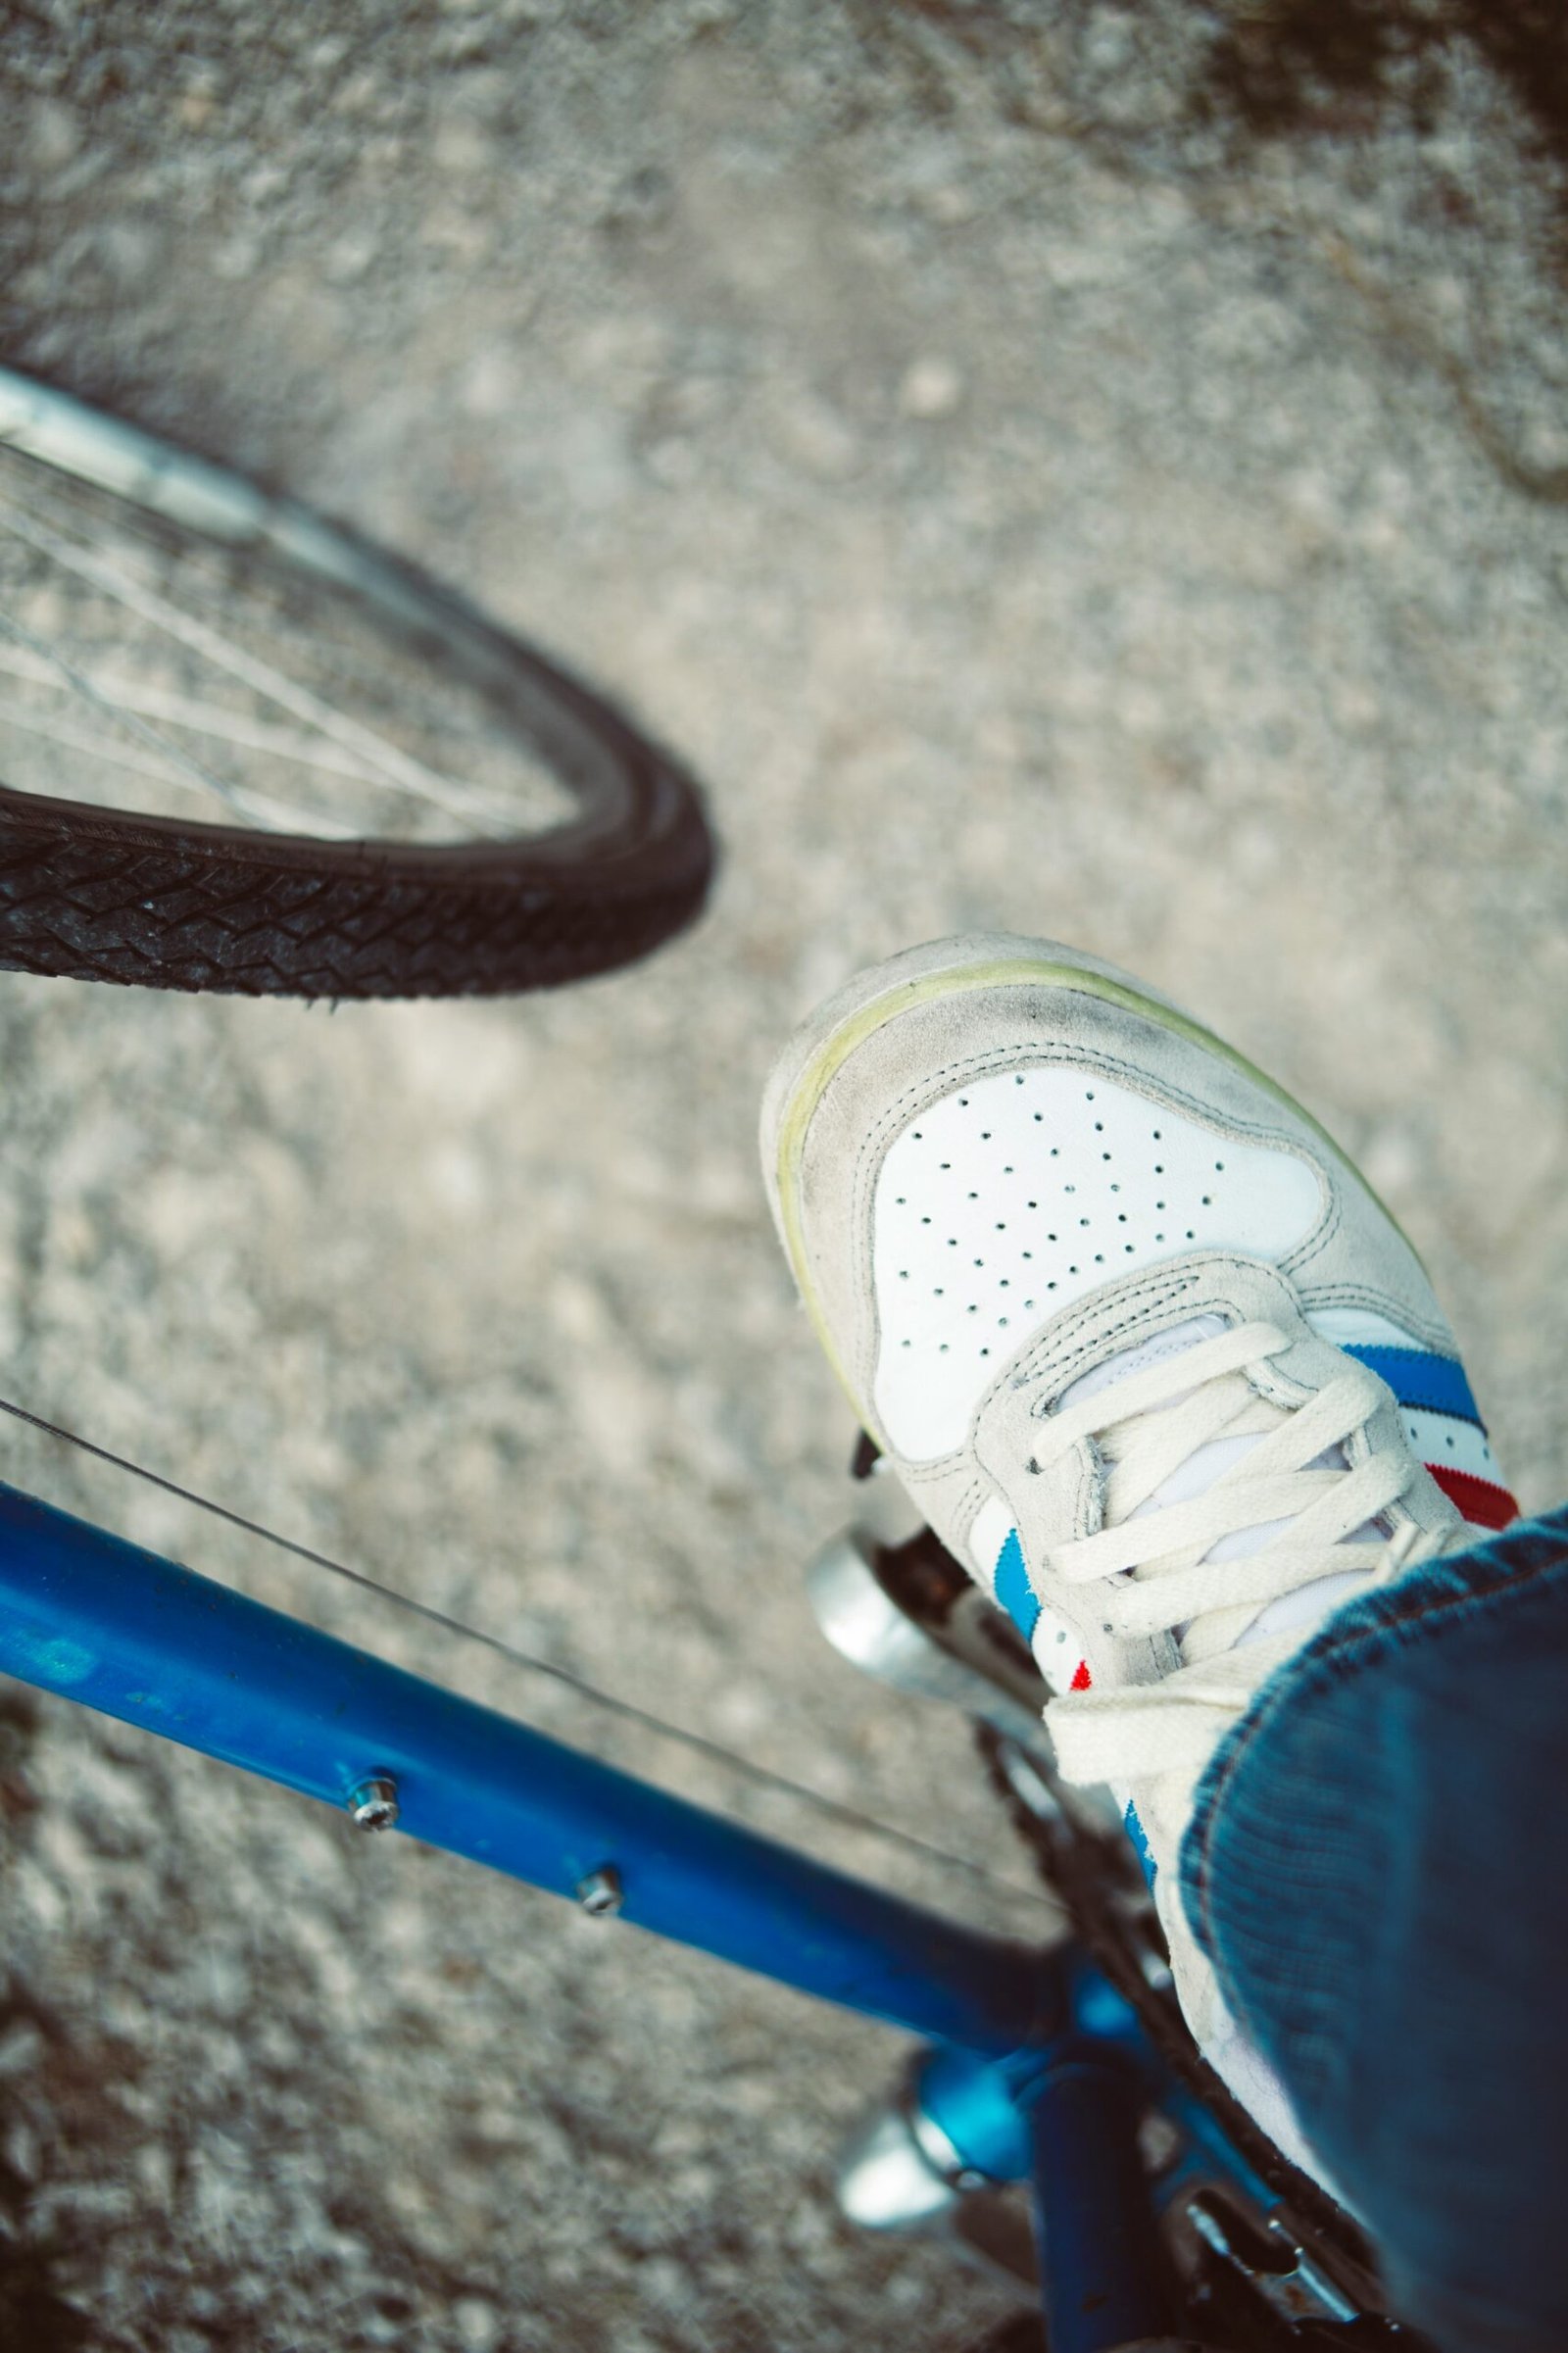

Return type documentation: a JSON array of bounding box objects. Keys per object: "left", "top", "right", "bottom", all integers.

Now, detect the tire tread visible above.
[{"left": 0, "top": 796, "right": 712, "bottom": 999}]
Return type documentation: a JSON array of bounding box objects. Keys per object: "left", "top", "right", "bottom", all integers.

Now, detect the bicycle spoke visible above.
[
  {"left": 0, "top": 470, "right": 515, "bottom": 841},
  {"left": 0, "top": 643, "right": 528, "bottom": 840},
  {"left": 0, "top": 602, "right": 288, "bottom": 827},
  {"left": 0, "top": 637, "right": 412, "bottom": 787}
]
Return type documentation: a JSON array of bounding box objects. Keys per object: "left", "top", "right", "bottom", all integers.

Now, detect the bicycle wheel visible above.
[{"left": 0, "top": 367, "right": 713, "bottom": 998}]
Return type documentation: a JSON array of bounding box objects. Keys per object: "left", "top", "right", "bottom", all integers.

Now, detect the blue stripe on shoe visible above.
[
  {"left": 1341, "top": 1345, "right": 1483, "bottom": 1430},
  {"left": 993, "top": 1527, "right": 1041, "bottom": 1642},
  {"left": 1124, "top": 1800, "right": 1156, "bottom": 1891}
]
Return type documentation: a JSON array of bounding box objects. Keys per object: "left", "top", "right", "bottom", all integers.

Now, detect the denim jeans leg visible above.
[{"left": 1178, "top": 1505, "right": 1568, "bottom": 2353}]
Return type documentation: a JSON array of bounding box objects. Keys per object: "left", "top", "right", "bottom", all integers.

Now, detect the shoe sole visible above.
[{"left": 763, "top": 934, "right": 1415, "bottom": 1425}]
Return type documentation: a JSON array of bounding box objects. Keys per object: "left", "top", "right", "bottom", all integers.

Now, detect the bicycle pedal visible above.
[{"left": 807, "top": 1521, "right": 1054, "bottom": 1754}]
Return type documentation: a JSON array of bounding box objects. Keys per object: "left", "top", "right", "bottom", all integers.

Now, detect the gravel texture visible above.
[{"left": 1, "top": 5, "right": 1566, "bottom": 2348}]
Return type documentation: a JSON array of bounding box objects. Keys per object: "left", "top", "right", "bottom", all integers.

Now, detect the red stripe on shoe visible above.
[{"left": 1428, "top": 1462, "right": 1518, "bottom": 1531}]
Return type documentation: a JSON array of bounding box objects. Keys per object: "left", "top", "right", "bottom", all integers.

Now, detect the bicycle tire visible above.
[{"left": 0, "top": 367, "right": 714, "bottom": 998}]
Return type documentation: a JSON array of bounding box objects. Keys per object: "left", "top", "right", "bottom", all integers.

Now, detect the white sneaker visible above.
[{"left": 761, "top": 934, "right": 1516, "bottom": 2172}]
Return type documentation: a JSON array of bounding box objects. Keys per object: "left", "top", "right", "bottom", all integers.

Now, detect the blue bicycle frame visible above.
[{"left": 0, "top": 1475, "right": 1272, "bottom": 2351}]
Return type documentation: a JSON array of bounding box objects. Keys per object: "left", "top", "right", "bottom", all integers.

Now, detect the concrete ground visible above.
[{"left": 0, "top": 5, "right": 1565, "bottom": 2347}]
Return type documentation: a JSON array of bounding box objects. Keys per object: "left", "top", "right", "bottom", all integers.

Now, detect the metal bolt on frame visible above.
[
  {"left": 575, "top": 1863, "right": 624, "bottom": 1917},
  {"left": 347, "top": 1774, "right": 400, "bottom": 1831}
]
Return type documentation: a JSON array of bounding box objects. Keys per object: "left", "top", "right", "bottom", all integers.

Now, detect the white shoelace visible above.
[{"left": 1032, "top": 1320, "right": 1464, "bottom": 1786}]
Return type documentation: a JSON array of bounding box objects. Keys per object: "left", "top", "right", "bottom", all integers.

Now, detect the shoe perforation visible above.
[{"left": 869, "top": 1064, "right": 1323, "bottom": 1455}]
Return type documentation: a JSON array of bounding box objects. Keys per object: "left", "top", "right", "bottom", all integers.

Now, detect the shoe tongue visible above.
[
  {"left": 1054, "top": 1314, "right": 1229, "bottom": 1412},
  {"left": 1058, "top": 1313, "right": 1362, "bottom": 1653}
]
